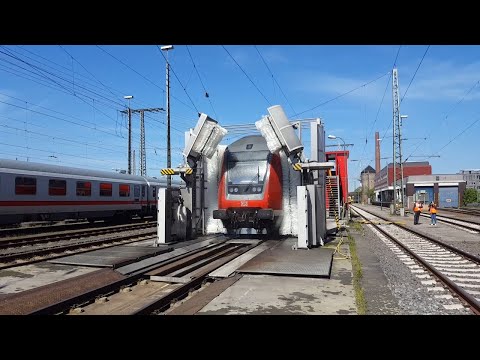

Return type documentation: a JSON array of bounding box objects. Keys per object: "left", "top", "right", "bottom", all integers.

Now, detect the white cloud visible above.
[
  {"left": 293, "top": 70, "right": 390, "bottom": 104},
  {"left": 223, "top": 46, "right": 251, "bottom": 68},
  {"left": 292, "top": 58, "right": 480, "bottom": 107},
  {"left": 260, "top": 47, "right": 289, "bottom": 65},
  {"left": 398, "top": 59, "right": 480, "bottom": 101}
]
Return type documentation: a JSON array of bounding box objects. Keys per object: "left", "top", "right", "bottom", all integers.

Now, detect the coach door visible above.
[
  {"left": 141, "top": 185, "right": 146, "bottom": 213},
  {"left": 134, "top": 185, "right": 140, "bottom": 204}
]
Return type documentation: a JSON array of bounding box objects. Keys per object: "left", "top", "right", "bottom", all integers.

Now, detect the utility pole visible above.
[
  {"left": 161, "top": 45, "right": 174, "bottom": 188},
  {"left": 392, "top": 68, "right": 405, "bottom": 214},
  {"left": 132, "top": 149, "right": 136, "bottom": 175},
  {"left": 140, "top": 110, "right": 146, "bottom": 176},
  {"left": 120, "top": 106, "right": 165, "bottom": 177},
  {"left": 123, "top": 95, "right": 133, "bottom": 174}
]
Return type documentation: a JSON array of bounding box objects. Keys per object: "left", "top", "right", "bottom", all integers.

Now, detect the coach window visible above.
[
  {"left": 141, "top": 185, "right": 145, "bottom": 197},
  {"left": 100, "top": 183, "right": 112, "bottom": 197},
  {"left": 119, "top": 184, "right": 130, "bottom": 197},
  {"left": 134, "top": 185, "right": 140, "bottom": 198},
  {"left": 76, "top": 181, "right": 91, "bottom": 196},
  {"left": 49, "top": 179, "right": 67, "bottom": 196},
  {"left": 153, "top": 186, "right": 156, "bottom": 199},
  {"left": 15, "top": 177, "right": 36, "bottom": 195}
]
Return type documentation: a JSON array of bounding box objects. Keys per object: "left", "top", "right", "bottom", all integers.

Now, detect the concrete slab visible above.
[
  {"left": 198, "top": 237, "right": 356, "bottom": 315},
  {"left": 115, "top": 236, "right": 225, "bottom": 276},
  {"left": 49, "top": 245, "right": 170, "bottom": 268},
  {"left": 236, "top": 238, "right": 333, "bottom": 278},
  {"left": 0, "top": 262, "right": 98, "bottom": 294},
  {"left": 198, "top": 274, "right": 356, "bottom": 315},
  {"left": 208, "top": 241, "right": 276, "bottom": 278}
]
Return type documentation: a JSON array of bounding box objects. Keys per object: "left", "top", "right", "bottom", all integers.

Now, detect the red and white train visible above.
[
  {"left": 213, "top": 135, "right": 283, "bottom": 233},
  {"left": 0, "top": 159, "right": 181, "bottom": 225}
]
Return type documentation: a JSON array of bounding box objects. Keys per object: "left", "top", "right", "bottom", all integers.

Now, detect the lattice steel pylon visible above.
[
  {"left": 392, "top": 68, "right": 404, "bottom": 209},
  {"left": 140, "top": 110, "right": 146, "bottom": 176}
]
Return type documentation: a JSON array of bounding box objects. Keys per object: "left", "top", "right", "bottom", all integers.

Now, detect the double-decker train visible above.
[
  {"left": 0, "top": 159, "right": 181, "bottom": 225},
  {"left": 213, "top": 135, "right": 283, "bottom": 233}
]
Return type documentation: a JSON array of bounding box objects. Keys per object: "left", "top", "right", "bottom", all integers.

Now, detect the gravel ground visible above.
[
  {"left": 433, "top": 237, "right": 480, "bottom": 259},
  {"left": 351, "top": 214, "right": 472, "bottom": 315}
]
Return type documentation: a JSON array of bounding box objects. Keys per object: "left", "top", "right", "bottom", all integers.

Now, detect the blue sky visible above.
[{"left": 0, "top": 45, "right": 479, "bottom": 191}]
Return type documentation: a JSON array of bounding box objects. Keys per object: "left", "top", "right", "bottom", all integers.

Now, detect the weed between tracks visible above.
[{"left": 346, "top": 223, "right": 367, "bottom": 315}]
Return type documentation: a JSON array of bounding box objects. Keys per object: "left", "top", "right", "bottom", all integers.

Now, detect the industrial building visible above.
[
  {"left": 374, "top": 167, "right": 466, "bottom": 208},
  {"left": 405, "top": 174, "right": 466, "bottom": 208},
  {"left": 374, "top": 161, "right": 432, "bottom": 203},
  {"left": 459, "top": 169, "right": 480, "bottom": 190}
]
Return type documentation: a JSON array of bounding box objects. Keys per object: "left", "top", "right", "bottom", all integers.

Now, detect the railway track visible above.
[
  {"left": 0, "top": 236, "right": 262, "bottom": 315},
  {"left": 0, "top": 217, "right": 154, "bottom": 238},
  {"left": 351, "top": 205, "right": 480, "bottom": 315},
  {"left": 0, "top": 222, "right": 157, "bottom": 270},
  {"left": 438, "top": 207, "right": 480, "bottom": 217},
  {"left": 418, "top": 213, "right": 480, "bottom": 233},
  {"left": 370, "top": 201, "right": 480, "bottom": 232}
]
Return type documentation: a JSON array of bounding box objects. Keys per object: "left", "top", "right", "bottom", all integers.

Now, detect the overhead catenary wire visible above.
[
  {"left": 0, "top": 47, "right": 125, "bottom": 109},
  {"left": 0, "top": 47, "right": 186, "bottom": 172},
  {"left": 58, "top": 45, "right": 121, "bottom": 102},
  {"left": 155, "top": 45, "right": 200, "bottom": 114},
  {"left": 400, "top": 45, "right": 430, "bottom": 104},
  {"left": 0, "top": 54, "right": 129, "bottom": 126},
  {"left": 292, "top": 71, "right": 390, "bottom": 117},
  {"left": 96, "top": 45, "right": 196, "bottom": 112},
  {"left": 360, "top": 73, "right": 392, "bottom": 159},
  {"left": 185, "top": 45, "right": 219, "bottom": 119},
  {"left": 222, "top": 45, "right": 271, "bottom": 106},
  {"left": 432, "top": 113, "right": 480, "bottom": 156},
  {"left": 9, "top": 45, "right": 176, "bottom": 114},
  {"left": 254, "top": 45, "right": 296, "bottom": 115}
]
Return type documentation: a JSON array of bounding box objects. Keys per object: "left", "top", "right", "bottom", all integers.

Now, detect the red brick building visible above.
[{"left": 374, "top": 161, "right": 432, "bottom": 202}]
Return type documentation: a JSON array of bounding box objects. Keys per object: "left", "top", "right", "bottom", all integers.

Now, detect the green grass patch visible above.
[
  {"left": 347, "top": 231, "right": 367, "bottom": 315},
  {"left": 350, "top": 221, "right": 364, "bottom": 233}
]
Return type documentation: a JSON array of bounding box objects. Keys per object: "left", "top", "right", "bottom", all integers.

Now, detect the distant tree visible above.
[
  {"left": 464, "top": 188, "right": 478, "bottom": 205},
  {"left": 367, "top": 188, "right": 376, "bottom": 202}
]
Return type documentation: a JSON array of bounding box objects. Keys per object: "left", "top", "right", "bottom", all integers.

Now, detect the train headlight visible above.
[
  {"left": 234, "top": 187, "right": 239, "bottom": 193},
  {"left": 229, "top": 187, "right": 234, "bottom": 193},
  {"left": 257, "top": 187, "right": 262, "bottom": 193},
  {"left": 252, "top": 187, "right": 257, "bottom": 192}
]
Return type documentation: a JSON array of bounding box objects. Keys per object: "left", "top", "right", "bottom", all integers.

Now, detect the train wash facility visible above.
[{"left": 156, "top": 105, "right": 338, "bottom": 251}]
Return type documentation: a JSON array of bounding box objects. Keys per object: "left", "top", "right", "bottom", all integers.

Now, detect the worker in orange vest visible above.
[
  {"left": 413, "top": 201, "right": 423, "bottom": 225},
  {"left": 429, "top": 201, "right": 438, "bottom": 225}
]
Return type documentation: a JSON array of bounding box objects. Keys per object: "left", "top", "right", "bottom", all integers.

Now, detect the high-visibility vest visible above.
[{"left": 430, "top": 205, "right": 437, "bottom": 214}]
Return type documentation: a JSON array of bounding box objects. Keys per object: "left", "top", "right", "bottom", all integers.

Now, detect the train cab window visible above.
[
  {"left": 227, "top": 151, "right": 269, "bottom": 186},
  {"left": 100, "top": 183, "right": 112, "bottom": 196},
  {"left": 15, "top": 177, "right": 36, "bottom": 195},
  {"left": 141, "top": 185, "right": 145, "bottom": 197},
  {"left": 119, "top": 184, "right": 130, "bottom": 197},
  {"left": 49, "top": 179, "right": 67, "bottom": 196},
  {"left": 76, "top": 181, "right": 91, "bottom": 196},
  {"left": 134, "top": 185, "right": 140, "bottom": 198}
]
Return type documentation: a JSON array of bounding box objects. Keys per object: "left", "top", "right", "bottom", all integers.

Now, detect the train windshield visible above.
[{"left": 227, "top": 151, "right": 269, "bottom": 185}]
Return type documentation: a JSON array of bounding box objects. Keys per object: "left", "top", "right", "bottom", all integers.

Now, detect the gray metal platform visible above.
[
  {"left": 49, "top": 245, "right": 170, "bottom": 268},
  {"left": 236, "top": 238, "right": 334, "bottom": 278}
]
